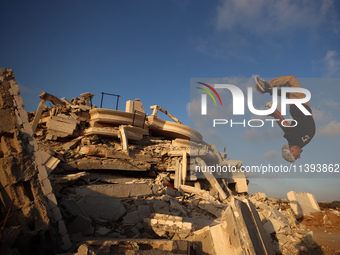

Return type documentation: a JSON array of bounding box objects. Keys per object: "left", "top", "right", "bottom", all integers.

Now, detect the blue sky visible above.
[{"left": 1, "top": 0, "right": 340, "bottom": 201}]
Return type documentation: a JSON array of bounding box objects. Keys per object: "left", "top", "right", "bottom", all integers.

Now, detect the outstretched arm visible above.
[{"left": 270, "top": 109, "right": 290, "bottom": 132}]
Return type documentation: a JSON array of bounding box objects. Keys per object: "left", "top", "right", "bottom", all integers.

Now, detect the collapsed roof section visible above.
[
  {"left": 0, "top": 69, "right": 327, "bottom": 255},
  {"left": 28, "top": 85, "right": 248, "bottom": 194}
]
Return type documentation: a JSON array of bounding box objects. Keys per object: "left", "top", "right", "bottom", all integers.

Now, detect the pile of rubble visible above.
[{"left": 0, "top": 68, "right": 337, "bottom": 255}]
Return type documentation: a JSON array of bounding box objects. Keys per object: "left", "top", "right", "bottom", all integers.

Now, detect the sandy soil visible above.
[{"left": 300, "top": 210, "right": 340, "bottom": 255}]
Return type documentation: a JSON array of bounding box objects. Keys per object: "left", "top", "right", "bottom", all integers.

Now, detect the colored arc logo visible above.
[{"left": 197, "top": 82, "right": 223, "bottom": 106}]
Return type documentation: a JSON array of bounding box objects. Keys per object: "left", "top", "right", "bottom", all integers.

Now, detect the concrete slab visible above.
[
  {"left": 287, "top": 191, "right": 321, "bottom": 217},
  {"left": 147, "top": 115, "right": 202, "bottom": 142},
  {"left": 77, "top": 195, "right": 126, "bottom": 221},
  {"left": 76, "top": 183, "right": 153, "bottom": 198}
]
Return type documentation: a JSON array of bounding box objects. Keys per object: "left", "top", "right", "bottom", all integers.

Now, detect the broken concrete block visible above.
[
  {"left": 209, "top": 224, "right": 236, "bottom": 255},
  {"left": 85, "top": 125, "right": 148, "bottom": 141},
  {"left": 68, "top": 215, "right": 92, "bottom": 234},
  {"left": 76, "top": 183, "right": 152, "bottom": 198},
  {"left": 144, "top": 213, "right": 193, "bottom": 239},
  {"left": 254, "top": 192, "right": 267, "bottom": 201},
  {"left": 62, "top": 136, "right": 83, "bottom": 151},
  {"left": 263, "top": 217, "right": 282, "bottom": 234},
  {"left": 100, "top": 159, "right": 150, "bottom": 171},
  {"left": 225, "top": 199, "right": 276, "bottom": 255},
  {"left": 118, "top": 125, "right": 129, "bottom": 154},
  {"left": 195, "top": 158, "right": 228, "bottom": 202},
  {"left": 180, "top": 184, "right": 216, "bottom": 201},
  {"left": 39, "top": 149, "right": 60, "bottom": 175},
  {"left": 60, "top": 198, "right": 88, "bottom": 217},
  {"left": 123, "top": 211, "right": 140, "bottom": 224},
  {"left": 95, "top": 227, "right": 111, "bottom": 237},
  {"left": 152, "top": 200, "right": 171, "bottom": 214},
  {"left": 46, "top": 114, "right": 79, "bottom": 140},
  {"left": 287, "top": 191, "right": 321, "bottom": 217},
  {"left": 138, "top": 205, "right": 151, "bottom": 218},
  {"left": 125, "top": 98, "right": 145, "bottom": 114},
  {"left": 191, "top": 227, "right": 216, "bottom": 255},
  {"left": 89, "top": 108, "right": 146, "bottom": 128},
  {"left": 77, "top": 195, "right": 126, "bottom": 221},
  {"left": 58, "top": 220, "right": 68, "bottom": 236},
  {"left": 198, "top": 201, "right": 227, "bottom": 218},
  {"left": 75, "top": 243, "right": 97, "bottom": 255},
  {"left": 164, "top": 186, "right": 180, "bottom": 197},
  {"left": 31, "top": 99, "right": 46, "bottom": 133},
  {"left": 170, "top": 198, "right": 188, "bottom": 217},
  {"left": 75, "top": 239, "right": 190, "bottom": 254},
  {"left": 193, "top": 206, "right": 245, "bottom": 255},
  {"left": 147, "top": 115, "right": 202, "bottom": 142},
  {"left": 50, "top": 172, "right": 89, "bottom": 184},
  {"left": 303, "top": 231, "right": 314, "bottom": 246},
  {"left": 59, "top": 198, "right": 93, "bottom": 234},
  {"left": 242, "top": 199, "right": 275, "bottom": 255},
  {"left": 75, "top": 159, "right": 102, "bottom": 170}
]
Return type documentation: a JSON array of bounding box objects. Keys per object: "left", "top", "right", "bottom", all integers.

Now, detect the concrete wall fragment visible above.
[
  {"left": 0, "top": 68, "right": 71, "bottom": 254},
  {"left": 287, "top": 191, "right": 321, "bottom": 217}
]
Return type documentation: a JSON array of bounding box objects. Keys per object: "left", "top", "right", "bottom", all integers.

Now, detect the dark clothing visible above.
[{"left": 283, "top": 104, "right": 316, "bottom": 148}]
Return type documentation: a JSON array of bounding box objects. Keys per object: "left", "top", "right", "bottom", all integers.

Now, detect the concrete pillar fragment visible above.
[
  {"left": 119, "top": 125, "right": 129, "bottom": 155},
  {"left": 196, "top": 158, "right": 228, "bottom": 202},
  {"left": 31, "top": 99, "right": 46, "bottom": 133}
]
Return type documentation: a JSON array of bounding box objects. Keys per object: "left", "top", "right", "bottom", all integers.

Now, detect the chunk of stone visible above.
[
  {"left": 303, "top": 231, "right": 314, "bottom": 246},
  {"left": 138, "top": 205, "right": 151, "bottom": 218},
  {"left": 76, "top": 183, "right": 152, "bottom": 198},
  {"left": 96, "top": 227, "right": 111, "bottom": 236},
  {"left": 287, "top": 191, "right": 320, "bottom": 217},
  {"left": 77, "top": 196, "right": 126, "bottom": 221},
  {"left": 123, "top": 211, "right": 140, "bottom": 224},
  {"left": 254, "top": 192, "right": 267, "bottom": 201},
  {"left": 263, "top": 217, "right": 282, "bottom": 234},
  {"left": 144, "top": 213, "right": 192, "bottom": 239},
  {"left": 152, "top": 201, "right": 170, "bottom": 214},
  {"left": 198, "top": 201, "right": 227, "bottom": 218},
  {"left": 75, "top": 244, "right": 97, "bottom": 255}
]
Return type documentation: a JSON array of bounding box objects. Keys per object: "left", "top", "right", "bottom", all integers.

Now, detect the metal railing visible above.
[{"left": 100, "top": 92, "right": 121, "bottom": 110}]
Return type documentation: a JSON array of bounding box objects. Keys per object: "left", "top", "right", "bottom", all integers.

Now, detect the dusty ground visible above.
[{"left": 300, "top": 210, "right": 340, "bottom": 255}]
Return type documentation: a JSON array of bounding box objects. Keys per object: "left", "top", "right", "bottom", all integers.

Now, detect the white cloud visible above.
[
  {"left": 321, "top": 50, "right": 340, "bottom": 77},
  {"left": 196, "top": 0, "right": 339, "bottom": 59},
  {"left": 242, "top": 127, "right": 281, "bottom": 142},
  {"left": 324, "top": 99, "right": 340, "bottom": 109},
  {"left": 262, "top": 150, "right": 280, "bottom": 159},
  {"left": 312, "top": 109, "right": 332, "bottom": 122},
  {"left": 215, "top": 0, "right": 336, "bottom": 35},
  {"left": 318, "top": 121, "right": 340, "bottom": 136}
]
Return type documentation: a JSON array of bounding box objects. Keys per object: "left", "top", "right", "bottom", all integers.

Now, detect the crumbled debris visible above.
[{"left": 1, "top": 68, "right": 333, "bottom": 255}]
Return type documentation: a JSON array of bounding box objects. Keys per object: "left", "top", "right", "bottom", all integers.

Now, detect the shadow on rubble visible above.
[
  {"left": 296, "top": 240, "right": 324, "bottom": 255},
  {"left": 56, "top": 176, "right": 209, "bottom": 254},
  {"left": 0, "top": 195, "right": 61, "bottom": 255},
  {"left": 295, "top": 217, "right": 324, "bottom": 255}
]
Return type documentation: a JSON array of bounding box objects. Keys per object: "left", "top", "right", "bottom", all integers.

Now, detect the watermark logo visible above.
[
  {"left": 196, "top": 82, "right": 222, "bottom": 115},
  {"left": 198, "top": 83, "right": 311, "bottom": 116},
  {"left": 195, "top": 81, "right": 312, "bottom": 128}
]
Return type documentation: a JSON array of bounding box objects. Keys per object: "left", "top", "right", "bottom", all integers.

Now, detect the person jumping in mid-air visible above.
[{"left": 254, "top": 76, "right": 316, "bottom": 162}]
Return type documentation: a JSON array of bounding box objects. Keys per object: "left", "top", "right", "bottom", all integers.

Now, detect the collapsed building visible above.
[{"left": 0, "top": 68, "right": 330, "bottom": 255}]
